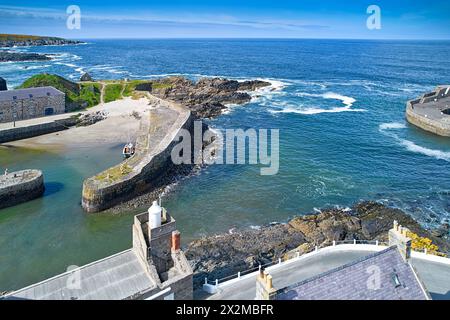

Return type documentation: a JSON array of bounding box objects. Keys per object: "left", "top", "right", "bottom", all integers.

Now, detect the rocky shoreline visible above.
[
  {"left": 150, "top": 76, "right": 271, "bottom": 118},
  {"left": 0, "top": 51, "right": 51, "bottom": 62},
  {"left": 0, "top": 34, "right": 83, "bottom": 62},
  {"left": 185, "top": 201, "right": 450, "bottom": 289},
  {"left": 0, "top": 36, "right": 82, "bottom": 48}
]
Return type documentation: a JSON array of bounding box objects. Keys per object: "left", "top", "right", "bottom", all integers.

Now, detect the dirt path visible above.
[
  {"left": 99, "top": 82, "right": 106, "bottom": 104},
  {"left": 119, "top": 82, "right": 126, "bottom": 98}
]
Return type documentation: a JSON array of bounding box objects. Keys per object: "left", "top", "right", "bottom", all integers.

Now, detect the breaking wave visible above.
[
  {"left": 269, "top": 91, "right": 365, "bottom": 114},
  {"left": 379, "top": 122, "right": 450, "bottom": 162}
]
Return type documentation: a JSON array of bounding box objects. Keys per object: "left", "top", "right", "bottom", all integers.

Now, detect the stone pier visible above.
[
  {"left": 0, "top": 169, "right": 44, "bottom": 209},
  {"left": 81, "top": 96, "right": 193, "bottom": 213},
  {"left": 406, "top": 85, "right": 450, "bottom": 136}
]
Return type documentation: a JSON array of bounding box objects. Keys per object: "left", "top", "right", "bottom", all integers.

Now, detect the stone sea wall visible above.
[
  {"left": 0, "top": 169, "right": 44, "bottom": 209},
  {"left": 405, "top": 85, "right": 450, "bottom": 137},
  {"left": 81, "top": 100, "right": 193, "bottom": 213},
  {"left": 406, "top": 101, "right": 450, "bottom": 137},
  {"left": 0, "top": 117, "right": 77, "bottom": 143}
]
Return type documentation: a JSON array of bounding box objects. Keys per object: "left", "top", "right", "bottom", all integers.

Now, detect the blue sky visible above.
[{"left": 0, "top": 1, "right": 449, "bottom": 39}]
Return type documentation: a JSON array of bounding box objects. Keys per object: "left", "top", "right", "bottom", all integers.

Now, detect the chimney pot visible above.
[
  {"left": 266, "top": 275, "right": 273, "bottom": 290},
  {"left": 171, "top": 230, "right": 181, "bottom": 252}
]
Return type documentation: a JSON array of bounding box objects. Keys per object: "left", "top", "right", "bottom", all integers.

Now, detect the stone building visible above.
[
  {"left": 0, "top": 86, "right": 65, "bottom": 123},
  {"left": 2, "top": 201, "right": 193, "bottom": 300}
]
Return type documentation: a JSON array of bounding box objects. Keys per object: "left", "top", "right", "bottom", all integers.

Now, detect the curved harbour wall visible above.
[
  {"left": 81, "top": 98, "right": 193, "bottom": 213},
  {"left": 0, "top": 169, "right": 44, "bottom": 209},
  {"left": 406, "top": 104, "right": 450, "bottom": 137},
  {"left": 405, "top": 85, "right": 450, "bottom": 137}
]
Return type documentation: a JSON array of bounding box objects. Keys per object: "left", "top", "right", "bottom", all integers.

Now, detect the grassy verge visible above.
[
  {"left": 94, "top": 164, "right": 132, "bottom": 182},
  {"left": 123, "top": 80, "right": 150, "bottom": 97},
  {"left": 79, "top": 83, "right": 101, "bottom": 108},
  {"left": 104, "top": 83, "right": 123, "bottom": 103}
]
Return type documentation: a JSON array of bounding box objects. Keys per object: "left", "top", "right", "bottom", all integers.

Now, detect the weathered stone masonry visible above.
[
  {"left": 0, "top": 169, "right": 44, "bottom": 209},
  {"left": 81, "top": 98, "right": 194, "bottom": 213},
  {"left": 0, "top": 87, "right": 65, "bottom": 123},
  {"left": 406, "top": 85, "right": 450, "bottom": 137}
]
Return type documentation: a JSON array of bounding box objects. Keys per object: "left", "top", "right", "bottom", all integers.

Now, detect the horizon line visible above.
[{"left": 70, "top": 37, "right": 450, "bottom": 41}]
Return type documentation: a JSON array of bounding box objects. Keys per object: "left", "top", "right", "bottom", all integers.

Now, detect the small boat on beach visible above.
[{"left": 122, "top": 142, "right": 135, "bottom": 158}]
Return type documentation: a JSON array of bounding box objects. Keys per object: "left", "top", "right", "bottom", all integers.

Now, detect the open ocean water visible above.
[{"left": 0, "top": 39, "right": 449, "bottom": 290}]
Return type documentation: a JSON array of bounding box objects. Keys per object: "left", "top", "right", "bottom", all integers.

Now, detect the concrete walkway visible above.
[{"left": 0, "top": 112, "right": 76, "bottom": 131}]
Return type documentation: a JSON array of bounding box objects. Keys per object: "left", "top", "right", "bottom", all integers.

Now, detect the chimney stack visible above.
[
  {"left": 255, "top": 269, "right": 276, "bottom": 300},
  {"left": 389, "top": 220, "right": 412, "bottom": 261}
]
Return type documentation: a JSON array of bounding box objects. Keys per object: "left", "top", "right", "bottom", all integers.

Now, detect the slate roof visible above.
[
  {"left": 3, "top": 249, "right": 156, "bottom": 300},
  {"left": 276, "top": 246, "right": 430, "bottom": 300},
  {"left": 0, "top": 86, "right": 64, "bottom": 102}
]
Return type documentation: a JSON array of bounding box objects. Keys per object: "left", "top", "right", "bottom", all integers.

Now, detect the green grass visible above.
[
  {"left": 94, "top": 164, "right": 132, "bottom": 182},
  {"left": 0, "top": 34, "right": 63, "bottom": 41},
  {"left": 152, "top": 82, "right": 173, "bottom": 89},
  {"left": 104, "top": 83, "right": 123, "bottom": 103},
  {"left": 18, "top": 73, "right": 80, "bottom": 105},
  {"left": 79, "top": 83, "right": 101, "bottom": 108},
  {"left": 18, "top": 74, "right": 101, "bottom": 110},
  {"left": 123, "top": 80, "right": 150, "bottom": 97}
]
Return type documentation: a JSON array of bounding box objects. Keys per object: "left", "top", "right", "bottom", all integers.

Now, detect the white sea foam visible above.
[
  {"left": 270, "top": 91, "right": 365, "bottom": 115},
  {"left": 379, "top": 122, "right": 450, "bottom": 162},
  {"left": 21, "top": 64, "right": 51, "bottom": 70},
  {"left": 399, "top": 140, "right": 450, "bottom": 162},
  {"left": 379, "top": 122, "right": 407, "bottom": 130},
  {"left": 88, "top": 65, "right": 128, "bottom": 75},
  {"left": 322, "top": 92, "right": 355, "bottom": 107}
]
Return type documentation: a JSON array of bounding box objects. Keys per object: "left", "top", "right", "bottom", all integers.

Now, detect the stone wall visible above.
[
  {"left": 0, "top": 117, "right": 77, "bottom": 143},
  {"left": 0, "top": 169, "right": 44, "bottom": 209},
  {"left": 406, "top": 102, "right": 450, "bottom": 137},
  {"left": 0, "top": 94, "right": 65, "bottom": 123},
  {"left": 131, "top": 209, "right": 193, "bottom": 300},
  {"left": 81, "top": 100, "right": 193, "bottom": 213}
]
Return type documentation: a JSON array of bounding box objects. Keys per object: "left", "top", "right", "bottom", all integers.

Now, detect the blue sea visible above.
[{"left": 1, "top": 39, "right": 450, "bottom": 290}]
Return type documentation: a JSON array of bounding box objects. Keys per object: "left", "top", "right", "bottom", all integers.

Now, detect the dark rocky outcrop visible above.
[
  {"left": 189, "top": 102, "right": 227, "bottom": 119},
  {"left": 80, "top": 73, "right": 93, "bottom": 82},
  {"left": 238, "top": 80, "right": 272, "bottom": 91},
  {"left": 134, "top": 82, "right": 152, "bottom": 92},
  {"left": 185, "top": 201, "right": 450, "bottom": 288},
  {"left": 150, "top": 76, "right": 271, "bottom": 118},
  {"left": 75, "top": 111, "right": 108, "bottom": 127},
  {"left": 0, "top": 51, "right": 50, "bottom": 62}
]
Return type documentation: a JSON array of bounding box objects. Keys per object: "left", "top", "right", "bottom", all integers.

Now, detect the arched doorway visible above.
[{"left": 44, "top": 107, "right": 54, "bottom": 116}]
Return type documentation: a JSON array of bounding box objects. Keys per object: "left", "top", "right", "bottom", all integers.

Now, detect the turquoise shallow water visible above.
[{"left": 0, "top": 39, "right": 450, "bottom": 290}]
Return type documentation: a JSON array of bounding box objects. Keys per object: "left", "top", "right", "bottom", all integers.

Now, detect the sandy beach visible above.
[{"left": 8, "top": 96, "right": 157, "bottom": 151}]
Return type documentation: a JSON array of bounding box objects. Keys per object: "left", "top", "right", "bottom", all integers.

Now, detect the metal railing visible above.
[{"left": 204, "top": 240, "right": 387, "bottom": 287}]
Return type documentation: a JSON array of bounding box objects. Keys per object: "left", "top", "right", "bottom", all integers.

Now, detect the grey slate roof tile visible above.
[
  {"left": 276, "top": 246, "right": 429, "bottom": 300},
  {"left": 0, "top": 86, "right": 64, "bottom": 102}
]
